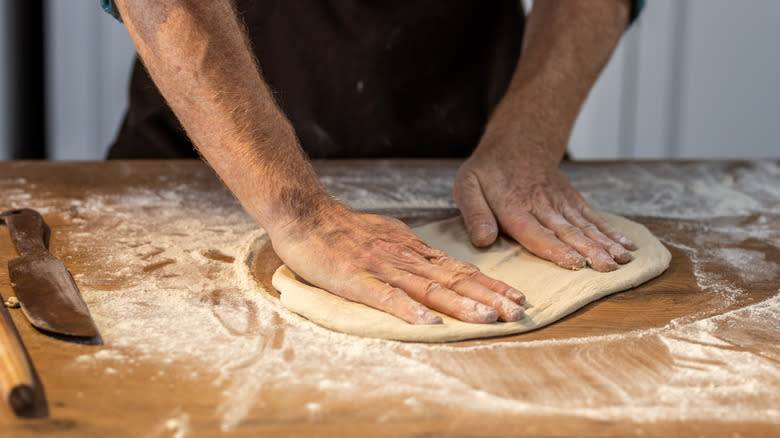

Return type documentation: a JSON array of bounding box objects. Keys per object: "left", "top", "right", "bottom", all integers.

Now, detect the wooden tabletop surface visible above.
[{"left": 0, "top": 160, "right": 777, "bottom": 437}]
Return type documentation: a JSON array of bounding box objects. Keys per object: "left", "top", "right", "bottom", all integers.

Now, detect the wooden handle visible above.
[{"left": 0, "top": 300, "right": 37, "bottom": 415}]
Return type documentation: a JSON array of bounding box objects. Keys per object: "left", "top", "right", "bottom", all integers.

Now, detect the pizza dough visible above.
[{"left": 271, "top": 213, "right": 671, "bottom": 342}]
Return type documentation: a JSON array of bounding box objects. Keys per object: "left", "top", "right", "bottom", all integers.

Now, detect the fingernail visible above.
[
  {"left": 410, "top": 303, "right": 443, "bottom": 325},
  {"left": 602, "top": 258, "right": 619, "bottom": 271},
  {"left": 501, "top": 305, "right": 525, "bottom": 322},
  {"left": 469, "top": 303, "right": 498, "bottom": 323},
  {"left": 609, "top": 245, "right": 633, "bottom": 264},
  {"left": 471, "top": 224, "right": 497, "bottom": 247},
  {"left": 416, "top": 311, "right": 443, "bottom": 325},
  {"left": 619, "top": 236, "right": 637, "bottom": 250},
  {"left": 586, "top": 252, "right": 618, "bottom": 271},
  {"left": 506, "top": 288, "right": 526, "bottom": 304},
  {"left": 566, "top": 256, "right": 587, "bottom": 270}
]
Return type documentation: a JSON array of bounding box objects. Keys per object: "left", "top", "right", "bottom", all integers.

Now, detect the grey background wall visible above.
[
  {"left": 1, "top": 0, "right": 779, "bottom": 160},
  {"left": 569, "top": 0, "right": 780, "bottom": 159},
  {"left": 44, "top": 0, "right": 135, "bottom": 160}
]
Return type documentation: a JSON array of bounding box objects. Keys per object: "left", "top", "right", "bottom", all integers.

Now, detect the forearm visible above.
[
  {"left": 114, "top": 0, "right": 333, "bottom": 233},
  {"left": 111, "top": 1, "right": 531, "bottom": 326},
  {"left": 484, "top": 0, "right": 631, "bottom": 163}
]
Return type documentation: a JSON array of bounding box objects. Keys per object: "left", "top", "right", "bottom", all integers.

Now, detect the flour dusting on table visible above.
[{"left": 4, "top": 161, "right": 776, "bottom": 432}]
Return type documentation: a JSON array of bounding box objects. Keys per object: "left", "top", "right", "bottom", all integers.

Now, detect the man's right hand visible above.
[
  {"left": 115, "top": 0, "right": 523, "bottom": 325},
  {"left": 267, "top": 202, "right": 526, "bottom": 324}
]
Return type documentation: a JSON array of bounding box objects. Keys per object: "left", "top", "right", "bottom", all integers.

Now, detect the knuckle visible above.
[
  {"left": 492, "top": 295, "right": 510, "bottom": 310},
  {"left": 361, "top": 252, "right": 389, "bottom": 274},
  {"left": 447, "top": 272, "right": 473, "bottom": 290},
  {"left": 581, "top": 223, "right": 600, "bottom": 235},
  {"left": 423, "top": 281, "right": 443, "bottom": 300},
  {"left": 377, "top": 286, "right": 403, "bottom": 307},
  {"left": 530, "top": 185, "right": 553, "bottom": 209},
  {"left": 426, "top": 254, "right": 445, "bottom": 265},
  {"left": 427, "top": 247, "right": 447, "bottom": 259},
  {"left": 580, "top": 205, "right": 598, "bottom": 218},
  {"left": 527, "top": 226, "right": 558, "bottom": 242},
  {"left": 436, "top": 257, "right": 479, "bottom": 274},
  {"left": 409, "top": 239, "right": 442, "bottom": 257},
  {"left": 385, "top": 244, "right": 417, "bottom": 262},
  {"left": 561, "top": 205, "right": 579, "bottom": 219},
  {"left": 460, "top": 262, "right": 481, "bottom": 275},
  {"left": 424, "top": 281, "right": 440, "bottom": 292},
  {"left": 463, "top": 211, "right": 492, "bottom": 224},
  {"left": 508, "top": 212, "right": 534, "bottom": 228},
  {"left": 458, "top": 263, "right": 481, "bottom": 277},
  {"left": 433, "top": 255, "right": 456, "bottom": 267},
  {"left": 405, "top": 238, "right": 427, "bottom": 250},
  {"left": 558, "top": 226, "right": 584, "bottom": 240},
  {"left": 584, "top": 242, "right": 604, "bottom": 254},
  {"left": 486, "top": 278, "right": 511, "bottom": 294}
]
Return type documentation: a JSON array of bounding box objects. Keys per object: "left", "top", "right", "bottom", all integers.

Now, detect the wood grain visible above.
[
  {"left": 0, "top": 299, "right": 36, "bottom": 415},
  {"left": 0, "top": 160, "right": 776, "bottom": 437}
]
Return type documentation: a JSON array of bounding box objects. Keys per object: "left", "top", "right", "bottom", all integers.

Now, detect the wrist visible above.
[
  {"left": 479, "top": 82, "right": 573, "bottom": 166},
  {"left": 263, "top": 190, "right": 349, "bottom": 241}
]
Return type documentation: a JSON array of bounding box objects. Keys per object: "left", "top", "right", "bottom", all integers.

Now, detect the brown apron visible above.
[{"left": 108, "top": 1, "right": 525, "bottom": 159}]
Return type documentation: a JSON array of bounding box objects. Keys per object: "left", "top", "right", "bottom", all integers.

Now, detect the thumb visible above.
[{"left": 453, "top": 173, "right": 498, "bottom": 247}]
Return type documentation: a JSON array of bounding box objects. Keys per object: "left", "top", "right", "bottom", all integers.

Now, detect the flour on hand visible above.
[{"left": 271, "top": 213, "right": 672, "bottom": 342}]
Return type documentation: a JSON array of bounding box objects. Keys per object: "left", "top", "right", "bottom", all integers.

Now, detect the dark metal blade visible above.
[{"left": 8, "top": 253, "right": 99, "bottom": 338}]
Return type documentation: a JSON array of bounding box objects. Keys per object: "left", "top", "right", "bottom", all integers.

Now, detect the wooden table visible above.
[{"left": 0, "top": 160, "right": 777, "bottom": 437}]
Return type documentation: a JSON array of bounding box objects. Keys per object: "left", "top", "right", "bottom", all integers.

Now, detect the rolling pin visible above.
[{"left": 0, "top": 297, "right": 38, "bottom": 416}]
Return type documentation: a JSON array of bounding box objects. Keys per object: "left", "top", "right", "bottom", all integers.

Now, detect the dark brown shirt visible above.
[{"left": 108, "top": 1, "right": 525, "bottom": 159}]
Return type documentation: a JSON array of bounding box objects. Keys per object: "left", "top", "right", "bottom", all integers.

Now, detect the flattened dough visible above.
[{"left": 271, "top": 213, "right": 671, "bottom": 342}]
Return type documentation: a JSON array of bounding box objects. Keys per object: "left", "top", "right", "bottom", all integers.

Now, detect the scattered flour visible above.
[
  {"left": 317, "top": 161, "right": 457, "bottom": 210},
  {"left": 146, "top": 409, "right": 191, "bottom": 438},
  {"left": 716, "top": 247, "right": 779, "bottom": 283},
  {"left": 2, "top": 161, "right": 777, "bottom": 432},
  {"left": 570, "top": 161, "right": 780, "bottom": 219},
  {"left": 304, "top": 402, "right": 324, "bottom": 423}
]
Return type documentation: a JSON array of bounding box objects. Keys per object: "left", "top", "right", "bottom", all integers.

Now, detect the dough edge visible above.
[{"left": 270, "top": 213, "right": 671, "bottom": 343}]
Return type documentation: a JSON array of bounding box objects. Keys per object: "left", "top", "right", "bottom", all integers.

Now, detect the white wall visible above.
[
  {"left": 677, "top": 0, "right": 780, "bottom": 158},
  {"left": 570, "top": 0, "right": 682, "bottom": 159},
  {"left": 45, "top": 0, "right": 135, "bottom": 160},
  {"left": 570, "top": 0, "right": 780, "bottom": 159},
  {"left": 25, "top": 0, "right": 780, "bottom": 160}
]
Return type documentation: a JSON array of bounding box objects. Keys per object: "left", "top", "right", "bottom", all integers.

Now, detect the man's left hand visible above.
[{"left": 453, "top": 138, "right": 636, "bottom": 272}]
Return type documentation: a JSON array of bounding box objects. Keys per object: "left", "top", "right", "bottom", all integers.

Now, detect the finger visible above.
[
  {"left": 581, "top": 207, "right": 637, "bottom": 251},
  {"left": 562, "top": 208, "right": 633, "bottom": 264},
  {"left": 345, "top": 275, "right": 443, "bottom": 325},
  {"left": 431, "top": 256, "right": 526, "bottom": 304},
  {"left": 388, "top": 272, "right": 499, "bottom": 323},
  {"left": 453, "top": 174, "right": 499, "bottom": 247},
  {"left": 538, "top": 213, "right": 618, "bottom": 272},
  {"left": 502, "top": 212, "right": 587, "bottom": 270},
  {"left": 412, "top": 260, "right": 524, "bottom": 322},
  {"left": 404, "top": 238, "right": 448, "bottom": 261},
  {"left": 386, "top": 239, "right": 526, "bottom": 307}
]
